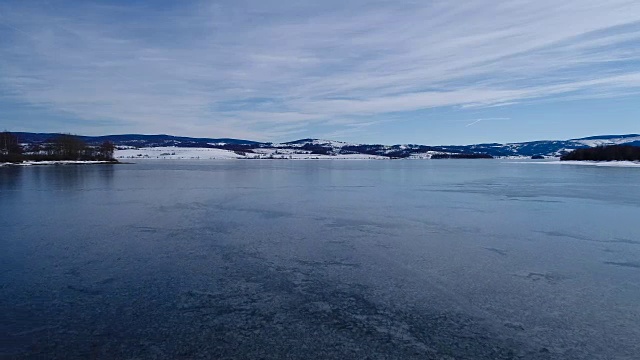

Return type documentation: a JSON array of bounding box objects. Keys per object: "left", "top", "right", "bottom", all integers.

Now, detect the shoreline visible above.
[
  {"left": 507, "top": 160, "right": 640, "bottom": 167},
  {"left": 0, "top": 160, "right": 119, "bottom": 167},
  {"left": 5, "top": 159, "right": 639, "bottom": 167}
]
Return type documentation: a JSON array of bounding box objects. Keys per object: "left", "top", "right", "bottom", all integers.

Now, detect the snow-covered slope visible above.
[
  {"left": 435, "top": 135, "right": 640, "bottom": 158},
  {"left": 115, "top": 147, "right": 244, "bottom": 160},
  {"left": 571, "top": 134, "right": 640, "bottom": 147},
  {"left": 114, "top": 146, "right": 385, "bottom": 160},
  {"left": 278, "top": 139, "right": 359, "bottom": 148},
  {"left": 16, "top": 132, "right": 640, "bottom": 160}
]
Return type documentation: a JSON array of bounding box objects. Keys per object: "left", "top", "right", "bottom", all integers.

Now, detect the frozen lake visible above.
[{"left": 1, "top": 160, "right": 639, "bottom": 359}]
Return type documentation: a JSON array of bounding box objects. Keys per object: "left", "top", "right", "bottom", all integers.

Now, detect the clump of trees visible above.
[
  {"left": 561, "top": 145, "right": 640, "bottom": 161},
  {"left": 300, "top": 144, "right": 333, "bottom": 155},
  {"left": 1, "top": 132, "right": 116, "bottom": 163},
  {"left": 1, "top": 131, "right": 23, "bottom": 162}
]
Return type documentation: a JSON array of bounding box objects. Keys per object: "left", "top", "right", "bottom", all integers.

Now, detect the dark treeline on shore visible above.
[
  {"left": 1, "top": 132, "right": 116, "bottom": 163},
  {"left": 561, "top": 145, "right": 640, "bottom": 161}
]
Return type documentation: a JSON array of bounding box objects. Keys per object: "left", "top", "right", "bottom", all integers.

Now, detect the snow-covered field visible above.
[
  {"left": 115, "top": 147, "right": 245, "bottom": 160},
  {"left": 114, "top": 147, "right": 386, "bottom": 160}
]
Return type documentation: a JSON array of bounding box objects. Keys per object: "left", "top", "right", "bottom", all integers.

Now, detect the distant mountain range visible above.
[{"left": 13, "top": 132, "right": 640, "bottom": 159}]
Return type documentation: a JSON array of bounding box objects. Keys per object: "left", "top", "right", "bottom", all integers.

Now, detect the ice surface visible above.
[{"left": 2, "top": 160, "right": 639, "bottom": 359}]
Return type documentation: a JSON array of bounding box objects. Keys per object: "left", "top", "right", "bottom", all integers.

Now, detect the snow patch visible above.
[
  {"left": 573, "top": 136, "right": 640, "bottom": 147},
  {"left": 115, "top": 147, "right": 243, "bottom": 160}
]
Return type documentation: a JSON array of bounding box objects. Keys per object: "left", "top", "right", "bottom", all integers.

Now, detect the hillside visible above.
[{"left": 10, "top": 132, "right": 640, "bottom": 160}]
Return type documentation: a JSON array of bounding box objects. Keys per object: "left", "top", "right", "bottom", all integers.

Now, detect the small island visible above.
[
  {"left": 1, "top": 131, "right": 117, "bottom": 165},
  {"left": 561, "top": 145, "right": 640, "bottom": 161}
]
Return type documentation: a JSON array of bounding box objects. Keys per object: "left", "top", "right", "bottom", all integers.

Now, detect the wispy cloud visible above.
[
  {"left": 1, "top": 0, "right": 640, "bottom": 140},
  {"left": 463, "top": 118, "right": 510, "bottom": 127}
]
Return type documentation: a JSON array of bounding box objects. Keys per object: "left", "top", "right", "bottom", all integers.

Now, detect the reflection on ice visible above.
[{"left": 1, "top": 160, "right": 639, "bottom": 359}]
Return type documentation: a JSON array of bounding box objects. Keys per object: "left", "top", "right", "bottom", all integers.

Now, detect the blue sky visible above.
[{"left": 1, "top": 0, "right": 639, "bottom": 145}]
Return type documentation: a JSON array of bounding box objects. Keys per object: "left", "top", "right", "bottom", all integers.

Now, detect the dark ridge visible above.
[
  {"left": 13, "top": 132, "right": 264, "bottom": 147},
  {"left": 560, "top": 145, "right": 640, "bottom": 161}
]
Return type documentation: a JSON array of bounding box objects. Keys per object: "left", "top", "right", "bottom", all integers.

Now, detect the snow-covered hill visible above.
[
  {"left": 115, "top": 146, "right": 385, "bottom": 160},
  {"left": 15, "top": 132, "right": 640, "bottom": 159},
  {"left": 571, "top": 134, "right": 640, "bottom": 147}
]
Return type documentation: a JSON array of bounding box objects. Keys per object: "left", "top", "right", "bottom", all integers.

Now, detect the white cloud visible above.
[{"left": 1, "top": 0, "right": 640, "bottom": 139}]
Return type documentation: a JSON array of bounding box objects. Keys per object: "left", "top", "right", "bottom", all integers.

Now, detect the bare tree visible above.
[
  {"left": 99, "top": 141, "right": 116, "bottom": 160},
  {"left": 0, "top": 131, "right": 23, "bottom": 162},
  {"left": 50, "top": 134, "right": 87, "bottom": 160}
]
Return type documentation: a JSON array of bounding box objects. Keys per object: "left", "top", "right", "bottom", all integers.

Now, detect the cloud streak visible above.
[
  {"left": 1, "top": 0, "right": 640, "bottom": 140},
  {"left": 464, "top": 118, "right": 510, "bottom": 127}
]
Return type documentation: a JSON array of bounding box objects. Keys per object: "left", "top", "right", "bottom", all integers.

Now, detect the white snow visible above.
[
  {"left": 114, "top": 146, "right": 386, "bottom": 160},
  {"left": 573, "top": 136, "right": 640, "bottom": 147},
  {"left": 508, "top": 160, "right": 640, "bottom": 167},
  {"left": 497, "top": 156, "right": 534, "bottom": 160},
  {"left": 252, "top": 148, "right": 312, "bottom": 156},
  {"left": 407, "top": 151, "right": 450, "bottom": 159},
  {"left": 275, "top": 139, "right": 359, "bottom": 148},
  {"left": 291, "top": 153, "right": 385, "bottom": 160},
  {"left": 313, "top": 139, "right": 357, "bottom": 148},
  {"left": 115, "top": 147, "right": 244, "bottom": 160}
]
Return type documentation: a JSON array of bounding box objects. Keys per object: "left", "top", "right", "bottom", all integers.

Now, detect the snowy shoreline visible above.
[
  {"left": 0, "top": 160, "right": 118, "bottom": 167},
  {"left": 507, "top": 160, "right": 640, "bottom": 167}
]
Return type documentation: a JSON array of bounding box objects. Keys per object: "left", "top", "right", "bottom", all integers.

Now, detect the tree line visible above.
[
  {"left": 561, "top": 145, "right": 640, "bottom": 161},
  {"left": 1, "top": 132, "right": 116, "bottom": 163}
]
